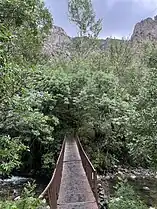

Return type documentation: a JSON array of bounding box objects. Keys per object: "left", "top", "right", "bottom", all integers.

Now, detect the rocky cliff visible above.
[
  {"left": 42, "top": 25, "right": 122, "bottom": 57},
  {"left": 131, "top": 15, "right": 157, "bottom": 42},
  {"left": 42, "top": 25, "right": 72, "bottom": 57},
  {"left": 43, "top": 15, "right": 157, "bottom": 57}
]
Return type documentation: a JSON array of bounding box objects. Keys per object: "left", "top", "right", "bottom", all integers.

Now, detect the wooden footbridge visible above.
[{"left": 39, "top": 136, "right": 99, "bottom": 209}]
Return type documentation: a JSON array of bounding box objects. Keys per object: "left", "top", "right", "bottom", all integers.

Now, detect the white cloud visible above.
[
  {"left": 133, "top": 0, "right": 157, "bottom": 17},
  {"left": 134, "top": 0, "right": 157, "bottom": 10},
  {"left": 99, "top": 32, "right": 131, "bottom": 39},
  {"left": 107, "top": 0, "right": 157, "bottom": 9}
]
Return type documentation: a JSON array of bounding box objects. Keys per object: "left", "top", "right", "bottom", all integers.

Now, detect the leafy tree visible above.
[
  {"left": 0, "top": 135, "right": 26, "bottom": 175},
  {"left": 68, "top": 0, "right": 102, "bottom": 37},
  {"left": 127, "top": 67, "right": 157, "bottom": 168},
  {"left": 68, "top": 0, "right": 102, "bottom": 57},
  {"left": 1, "top": 0, "right": 157, "bottom": 185},
  {"left": 0, "top": 0, "right": 53, "bottom": 176},
  {"left": 0, "top": 0, "right": 52, "bottom": 63}
]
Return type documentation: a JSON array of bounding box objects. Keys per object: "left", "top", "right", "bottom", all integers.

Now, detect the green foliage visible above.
[
  {"left": 1, "top": 0, "right": 157, "bottom": 181},
  {"left": 127, "top": 67, "right": 157, "bottom": 168},
  {"left": 0, "top": 1, "right": 157, "bottom": 207},
  {"left": 0, "top": 0, "right": 53, "bottom": 176},
  {"left": 107, "top": 39, "right": 134, "bottom": 71},
  {"left": 68, "top": 0, "right": 102, "bottom": 37},
  {"left": 2, "top": 40, "right": 157, "bottom": 175},
  {"left": 0, "top": 25, "right": 12, "bottom": 66},
  {"left": 0, "top": 198, "right": 41, "bottom": 209},
  {"left": 109, "top": 182, "right": 148, "bottom": 209},
  {"left": 68, "top": 0, "right": 102, "bottom": 58},
  {"left": 0, "top": 0, "right": 52, "bottom": 63},
  {"left": 0, "top": 64, "right": 60, "bottom": 175},
  {"left": 0, "top": 135, "right": 26, "bottom": 175},
  {"left": 0, "top": 181, "right": 46, "bottom": 209},
  {"left": 0, "top": 0, "right": 52, "bottom": 29}
]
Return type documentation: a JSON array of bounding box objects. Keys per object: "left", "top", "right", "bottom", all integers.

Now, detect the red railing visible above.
[
  {"left": 76, "top": 136, "right": 98, "bottom": 204},
  {"left": 39, "top": 138, "right": 66, "bottom": 209}
]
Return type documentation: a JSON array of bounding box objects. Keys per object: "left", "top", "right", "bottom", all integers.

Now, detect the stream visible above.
[
  {"left": 0, "top": 176, "right": 47, "bottom": 201},
  {"left": 0, "top": 169, "right": 157, "bottom": 207}
]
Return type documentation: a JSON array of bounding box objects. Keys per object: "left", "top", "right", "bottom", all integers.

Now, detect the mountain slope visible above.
[
  {"left": 131, "top": 15, "right": 157, "bottom": 42},
  {"left": 43, "top": 15, "right": 157, "bottom": 57}
]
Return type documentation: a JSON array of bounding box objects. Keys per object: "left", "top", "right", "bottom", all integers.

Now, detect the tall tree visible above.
[
  {"left": 68, "top": 0, "right": 102, "bottom": 58},
  {"left": 0, "top": 0, "right": 53, "bottom": 176},
  {"left": 0, "top": 0, "right": 52, "bottom": 63},
  {"left": 68, "top": 0, "right": 102, "bottom": 37}
]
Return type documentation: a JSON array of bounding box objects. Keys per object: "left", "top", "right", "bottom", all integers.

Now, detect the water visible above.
[{"left": 0, "top": 176, "right": 47, "bottom": 201}]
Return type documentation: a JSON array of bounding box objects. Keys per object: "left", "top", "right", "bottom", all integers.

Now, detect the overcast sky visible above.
[{"left": 44, "top": 0, "right": 157, "bottom": 38}]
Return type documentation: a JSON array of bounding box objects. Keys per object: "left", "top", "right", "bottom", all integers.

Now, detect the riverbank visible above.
[
  {"left": 98, "top": 167, "right": 157, "bottom": 208},
  {"left": 1, "top": 167, "right": 157, "bottom": 208}
]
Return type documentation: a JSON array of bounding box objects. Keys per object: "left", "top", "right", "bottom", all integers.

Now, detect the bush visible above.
[
  {"left": 0, "top": 182, "right": 46, "bottom": 209},
  {"left": 109, "top": 182, "right": 148, "bottom": 209}
]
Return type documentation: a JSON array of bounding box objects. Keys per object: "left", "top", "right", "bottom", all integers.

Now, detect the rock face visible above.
[
  {"left": 43, "top": 15, "right": 157, "bottom": 58},
  {"left": 42, "top": 25, "right": 72, "bottom": 57},
  {"left": 131, "top": 15, "right": 157, "bottom": 42},
  {"left": 42, "top": 27, "right": 121, "bottom": 58}
]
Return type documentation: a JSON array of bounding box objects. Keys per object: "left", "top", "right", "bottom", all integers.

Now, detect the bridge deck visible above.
[{"left": 57, "top": 139, "right": 98, "bottom": 209}]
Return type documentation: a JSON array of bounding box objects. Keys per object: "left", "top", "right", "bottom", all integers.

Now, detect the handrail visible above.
[
  {"left": 39, "top": 137, "right": 66, "bottom": 209},
  {"left": 39, "top": 135, "right": 98, "bottom": 208},
  {"left": 76, "top": 136, "right": 98, "bottom": 204}
]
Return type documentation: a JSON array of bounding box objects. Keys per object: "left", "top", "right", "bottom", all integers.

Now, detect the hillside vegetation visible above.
[{"left": 0, "top": 0, "right": 157, "bottom": 208}]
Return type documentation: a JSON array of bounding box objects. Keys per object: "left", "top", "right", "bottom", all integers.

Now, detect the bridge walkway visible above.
[
  {"left": 57, "top": 138, "right": 98, "bottom": 209},
  {"left": 39, "top": 137, "right": 99, "bottom": 209}
]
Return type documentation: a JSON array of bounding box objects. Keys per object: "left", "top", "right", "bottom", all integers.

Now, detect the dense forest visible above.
[{"left": 0, "top": 0, "right": 157, "bottom": 208}]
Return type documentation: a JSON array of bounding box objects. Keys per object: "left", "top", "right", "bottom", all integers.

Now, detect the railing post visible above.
[{"left": 93, "top": 170, "right": 98, "bottom": 204}]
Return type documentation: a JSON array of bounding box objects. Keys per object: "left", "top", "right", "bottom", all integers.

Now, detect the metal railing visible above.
[
  {"left": 39, "top": 138, "right": 66, "bottom": 209},
  {"left": 76, "top": 136, "right": 98, "bottom": 204}
]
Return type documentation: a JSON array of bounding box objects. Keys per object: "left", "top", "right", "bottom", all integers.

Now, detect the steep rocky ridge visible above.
[
  {"left": 43, "top": 15, "right": 157, "bottom": 57},
  {"left": 42, "top": 25, "right": 122, "bottom": 57},
  {"left": 131, "top": 15, "right": 157, "bottom": 42},
  {"left": 42, "top": 25, "right": 72, "bottom": 57}
]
